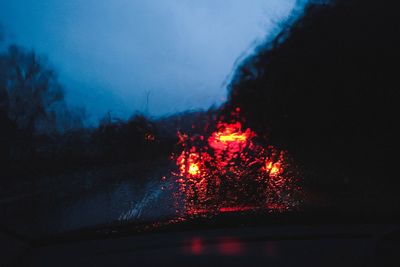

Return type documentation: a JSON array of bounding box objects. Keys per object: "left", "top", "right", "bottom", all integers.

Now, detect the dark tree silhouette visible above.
[
  {"left": 224, "top": 0, "right": 399, "bottom": 189},
  {"left": 2, "top": 45, "right": 64, "bottom": 133},
  {"left": 0, "top": 44, "right": 87, "bottom": 165}
]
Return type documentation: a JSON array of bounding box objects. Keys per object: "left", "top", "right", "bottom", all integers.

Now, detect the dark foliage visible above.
[
  {"left": 92, "top": 113, "right": 160, "bottom": 162},
  {"left": 0, "top": 45, "right": 88, "bottom": 173},
  {"left": 0, "top": 41, "right": 220, "bottom": 184},
  {"left": 224, "top": 0, "right": 400, "bottom": 190}
]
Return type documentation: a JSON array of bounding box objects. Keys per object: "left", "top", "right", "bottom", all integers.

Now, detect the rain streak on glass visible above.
[{"left": 171, "top": 109, "right": 302, "bottom": 217}]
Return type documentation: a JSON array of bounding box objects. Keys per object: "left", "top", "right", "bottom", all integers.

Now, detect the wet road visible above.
[{"left": 0, "top": 162, "right": 176, "bottom": 238}]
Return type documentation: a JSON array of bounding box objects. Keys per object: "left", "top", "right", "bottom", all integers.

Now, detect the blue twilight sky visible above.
[{"left": 0, "top": 0, "right": 300, "bottom": 123}]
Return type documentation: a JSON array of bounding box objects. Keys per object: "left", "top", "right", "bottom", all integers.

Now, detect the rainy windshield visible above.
[{"left": 1, "top": 0, "right": 399, "bottom": 239}]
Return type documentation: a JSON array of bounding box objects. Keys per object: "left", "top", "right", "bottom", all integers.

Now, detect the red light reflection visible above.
[
  {"left": 218, "top": 237, "right": 243, "bottom": 255},
  {"left": 265, "top": 242, "right": 278, "bottom": 257},
  {"left": 189, "top": 237, "right": 203, "bottom": 255},
  {"left": 219, "top": 206, "right": 255, "bottom": 213},
  {"left": 172, "top": 109, "right": 301, "bottom": 216}
]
